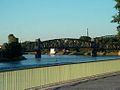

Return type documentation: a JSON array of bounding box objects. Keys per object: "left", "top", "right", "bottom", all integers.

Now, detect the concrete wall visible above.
[{"left": 0, "top": 59, "right": 120, "bottom": 90}]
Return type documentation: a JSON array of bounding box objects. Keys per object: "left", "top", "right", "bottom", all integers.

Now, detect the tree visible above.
[
  {"left": 8, "top": 34, "right": 18, "bottom": 43},
  {"left": 79, "top": 36, "right": 91, "bottom": 42},
  {"left": 1, "top": 34, "right": 23, "bottom": 59},
  {"left": 112, "top": 0, "right": 120, "bottom": 36}
]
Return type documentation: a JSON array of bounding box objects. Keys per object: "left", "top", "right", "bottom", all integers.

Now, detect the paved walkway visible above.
[{"left": 50, "top": 74, "right": 120, "bottom": 90}]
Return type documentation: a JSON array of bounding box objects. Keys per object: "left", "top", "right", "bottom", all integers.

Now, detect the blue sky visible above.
[{"left": 0, "top": 0, "right": 117, "bottom": 44}]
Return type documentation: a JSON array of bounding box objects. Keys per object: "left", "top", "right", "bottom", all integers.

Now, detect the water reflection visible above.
[{"left": 35, "top": 58, "right": 41, "bottom": 62}]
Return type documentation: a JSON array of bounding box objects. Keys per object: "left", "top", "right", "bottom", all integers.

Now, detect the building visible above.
[
  {"left": 101, "top": 35, "right": 116, "bottom": 38},
  {"left": 0, "top": 45, "right": 2, "bottom": 49},
  {"left": 50, "top": 48, "right": 56, "bottom": 55}
]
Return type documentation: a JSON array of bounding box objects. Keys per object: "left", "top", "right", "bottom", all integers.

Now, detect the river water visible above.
[{"left": 0, "top": 55, "right": 120, "bottom": 71}]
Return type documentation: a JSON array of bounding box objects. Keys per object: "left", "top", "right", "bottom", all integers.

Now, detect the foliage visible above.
[
  {"left": 79, "top": 36, "right": 91, "bottom": 42},
  {"left": 95, "top": 36, "right": 119, "bottom": 51},
  {"left": 1, "top": 34, "right": 23, "bottom": 59},
  {"left": 8, "top": 34, "right": 18, "bottom": 43},
  {"left": 112, "top": 0, "right": 120, "bottom": 36}
]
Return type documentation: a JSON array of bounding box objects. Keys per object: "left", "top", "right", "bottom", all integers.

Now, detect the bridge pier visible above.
[
  {"left": 35, "top": 38, "right": 41, "bottom": 58},
  {"left": 35, "top": 50, "right": 41, "bottom": 58},
  {"left": 91, "top": 38, "right": 97, "bottom": 57}
]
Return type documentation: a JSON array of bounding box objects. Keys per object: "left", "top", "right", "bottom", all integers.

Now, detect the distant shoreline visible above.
[{"left": 24, "top": 51, "right": 119, "bottom": 56}]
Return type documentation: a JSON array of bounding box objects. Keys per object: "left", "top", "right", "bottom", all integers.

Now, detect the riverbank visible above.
[{"left": 24, "top": 50, "right": 119, "bottom": 56}]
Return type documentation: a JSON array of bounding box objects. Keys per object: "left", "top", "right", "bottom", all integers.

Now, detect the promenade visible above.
[
  {"left": 46, "top": 73, "right": 120, "bottom": 90},
  {"left": 1, "top": 57, "right": 120, "bottom": 90}
]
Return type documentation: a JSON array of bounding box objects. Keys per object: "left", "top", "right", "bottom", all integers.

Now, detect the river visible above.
[{"left": 0, "top": 55, "right": 120, "bottom": 71}]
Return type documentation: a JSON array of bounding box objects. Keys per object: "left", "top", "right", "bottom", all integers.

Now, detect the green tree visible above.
[
  {"left": 112, "top": 0, "right": 120, "bottom": 36},
  {"left": 1, "top": 34, "right": 22, "bottom": 59},
  {"left": 8, "top": 34, "right": 18, "bottom": 43},
  {"left": 79, "top": 36, "right": 91, "bottom": 42}
]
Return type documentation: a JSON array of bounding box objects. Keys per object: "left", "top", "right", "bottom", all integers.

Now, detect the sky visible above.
[{"left": 0, "top": 0, "right": 117, "bottom": 44}]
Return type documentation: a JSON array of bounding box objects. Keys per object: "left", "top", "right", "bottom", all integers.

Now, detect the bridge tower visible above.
[
  {"left": 35, "top": 38, "right": 41, "bottom": 58},
  {"left": 91, "top": 38, "right": 97, "bottom": 57}
]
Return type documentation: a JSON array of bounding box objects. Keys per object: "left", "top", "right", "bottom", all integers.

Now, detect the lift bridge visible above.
[
  {"left": 35, "top": 39, "right": 93, "bottom": 49},
  {"left": 34, "top": 38, "right": 120, "bottom": 58},
  {"left": 35, "top": 38, "right": 120, "bottom": 50},
  {"left": 35, "top": 38, "right": 99, "bottom": 57}
]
